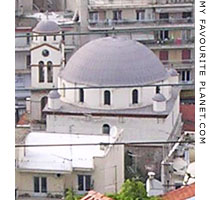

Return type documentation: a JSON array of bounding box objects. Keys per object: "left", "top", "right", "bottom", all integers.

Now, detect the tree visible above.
[{"left": 118, "top": 179, "right": 147, "bottom": 200}]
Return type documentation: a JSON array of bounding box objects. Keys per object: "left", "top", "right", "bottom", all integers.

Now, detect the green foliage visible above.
[
  {"left": 65, "top": 188, "right": 82, "bottom": 200},
  {"left": 118, "top": 179, "right": 147, "bottom": 200},
  {"left": 107, "top": 179, "right": 161, "bottom": 200}
]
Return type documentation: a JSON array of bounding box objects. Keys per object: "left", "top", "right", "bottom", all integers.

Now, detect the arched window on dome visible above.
[
  {"left": 79, "top": 88, "right": 84, "bottom": 103},
  {"left": 47, "top": 61, "right": 53, "bottom": 83},
  {"left": 102, "top": 124, "right": 110, "bottom": 134},
  {"left": 62, "top": 83, "right": 66, "bottom": 97},
  {"left": 104, "top": 90, "right": 111, "bottom": 105},
  {"left": 156, "top": 86, "right": 160, "bottom": 94},
  {"left": 132, "top": 89, "right": 138, "bottom": 104},
  {"left": 38, "top": 61, "right": 44, "bottom": 83}
]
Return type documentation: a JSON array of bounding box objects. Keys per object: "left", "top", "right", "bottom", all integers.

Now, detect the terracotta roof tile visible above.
[
  {"left": 80, "top": 191, "right": 113, "bottom": 200},
  {"left": 162, "top": 183, "right": 195, "bottom": 200},
  {"left": 180, "top": 104, "right": 195, "bottom": 132}
]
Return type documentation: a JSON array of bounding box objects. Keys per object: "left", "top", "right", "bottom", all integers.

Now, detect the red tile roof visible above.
[
  {"left": 17, "top": 112, "right": 30, "bottom": 125},
  {"left": 180, "top": 104, "right": 195, "bottom": 132},
  {"left": 162, "top": 183, "right": 195, "bottom": 200},
  {"left": 80, "top": 191, "right": 113, "bottom": 200}
]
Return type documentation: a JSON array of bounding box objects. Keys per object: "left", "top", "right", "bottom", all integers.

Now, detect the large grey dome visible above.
[
  {"left": 33, "top": 20, "right": 61, "bottom": 34},
  {"left": 60, "top": 37, "right": 169, "bottom": 86}
]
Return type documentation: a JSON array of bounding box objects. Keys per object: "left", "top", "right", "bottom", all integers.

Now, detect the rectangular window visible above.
[
  {"left": 182, "top": 49, "right": 191, "bottom": 63},
  {"left": 159, "top": 50, "right": 168, "bottom": 63},
  {"left": 182, "top": 12, "right": 192, "bottom": 18},
  {"left": 26, "top": 55, "right": 31, "bottom": 68},
  {"left": 44, "top": 35, "right": 47, "bottom": 41},
  {"left": 53, "top": 35, "right": 56, "bottom": 41},
  {"left": 34, "top": 177, "right": 47, "bottom": 193},
  {"left": 78, "top": 175, "right": 84, "bottom": 191},
  {"left": 89, "top": 12, "right": 99, "bottom": 22},
  {"left": 159, "top": 13, "right": 169, "bottom": 22},
  {"left": 78, "top": 175, "right": 91, "bottom": 191},
  {"left": 160, "top": 30, "right": 169, "bottom": 40},
  {"left": 113, "top": 10, "right": 122, "bottom": 21},
  {"left": 180, "top": 70, "right": 191, "bottom": 82},
  {"left": 41, "top": 177, "right": 47, "bottom": 193},
  {"left": 136, "top": 10, "right": 145, "bottom": 21},
  {"left": 26, "top": 33, "right": 30, "bottom": 45},
  {"left": 34, "top": 177, "right": 40, "bottom": 193}
]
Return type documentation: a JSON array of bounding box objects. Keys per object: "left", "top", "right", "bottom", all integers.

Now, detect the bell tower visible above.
[{"left": 30, "top": 19, "right": 64, "bottom": 124}]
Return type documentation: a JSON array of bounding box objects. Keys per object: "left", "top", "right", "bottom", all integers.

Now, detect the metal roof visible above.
[
  {"left": 32, "top": 20, "right": 61, "bottom": 34},
  {"left": 60, "top": 37, "right": 169, "bottom": 86},
  {"left": 168, "top": 68, "right": 179, "bottom": 77},
  {"left": 152, "top": 93, "right": 166, "bottom": 102}
]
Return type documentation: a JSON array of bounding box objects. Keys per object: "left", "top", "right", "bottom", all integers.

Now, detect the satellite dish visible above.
[{"left": 110, "top": 126, "right": 118, "bottom": 139}]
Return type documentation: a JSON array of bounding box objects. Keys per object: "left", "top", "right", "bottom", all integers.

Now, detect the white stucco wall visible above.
[
  {"left": 58, "top": 79, "right": 172, "bottom": 110},
  {"left": 46, "top": 95, "right": 180, "bottom": 142}
]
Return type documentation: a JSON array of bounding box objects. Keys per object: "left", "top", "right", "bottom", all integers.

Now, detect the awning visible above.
[{"left": 156, "top": 7, "right": 192, "bottom": 13}]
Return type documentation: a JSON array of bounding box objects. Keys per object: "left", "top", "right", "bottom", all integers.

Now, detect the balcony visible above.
[
  {"left": 161, "top": 59, "right": 194, "bottom": 69},
  {"left": 88, "top": 17, "right": 194, "bottom": 31},
  {"left": 143, "top": 37, "right": 194, "bottom": 49}
]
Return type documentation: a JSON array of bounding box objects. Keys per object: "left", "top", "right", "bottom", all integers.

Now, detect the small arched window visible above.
[
  {"left": 104, "top": 90, "right": 111, "bottom": 105},
  {"left": 79, "top": 88, "right": 84, "bottom": 103},
  {"left": 132, "top": 89, "right": 138, "bottom": 104},
  {"left": 44, "top": 35, "right": 47, "bottom": 41},
  {"left": 38, "top": 61, "right": 44, "bottom": 82},
  {"left": 156, "top": 86, "right": 160, "bottom": 94},
  {"left": 53, "top": 35, "right": 56, "bottom": 41},
  {"left": 102, "top": 124, "right": 110, "bottom": 134},
  {"left": 63, "top": 83, "right": 66, "bottom": 97},
  {"left": 47, "top": 61, "right": 53, "bottom": 83},
  {"left": 41, "top": 96, "right": 48, "bottom": 121}
]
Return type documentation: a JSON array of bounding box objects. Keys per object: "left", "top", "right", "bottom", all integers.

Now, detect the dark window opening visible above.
[
  {"left": 132, "top": 89, "right": 138, "bottom": 104},
  {"left": 41, "top": 177, "right": 47, "bottom": 193},
  {"left": 41, "top": 96, "right": 48, "bottom": 121},
  {"left": 113, "top": 10, "right": 122, "bottom": 21},
  {"left": 44, "top": 35, "right": 47, "bottom": 41},
  {"left": 104, "top": 90, "right": 111, "bottom": 105},
  {"left": 102, "top": 124, "right": 110, "bottom": 134},
  {"left": 79, "top": 88, "right": 84, "bottom": 103},
  {"left": 160, "top": 30, "right": 169, "bottom": 40},
  {"left": 136, "top": 10, "right": 145, "bottom": 21},
  {"left": 38, "top": 61, "right": 45, "bottom": 82},
  {"left": 156, "top": 86, "right": 160, "bottom": 94},
  {"left": 26, "top": 55, "right": 31, "bottom": 68},
  {"left": 34, "top": 177, "right": 40, "bottom": 193},
  {"left": 53, "top": 35, "right": 56, "bottom": 41},
  {"left": 47, "top": 61, "right": 53, "bottom": 83},
  {"left": 78, "top": 175, "right": 91, "bottom": 191},
  {"left": 182, "top": 12, "right": 192, "bottom": 18},
  {"left": 26, "top": 33, "right": 30, "bottom": 45},
  {"left": 62, "top": 31, "right": 65, "bottom": 41},
  {"left": 159, "top": 13, "right": 169, "bottom": 22}
]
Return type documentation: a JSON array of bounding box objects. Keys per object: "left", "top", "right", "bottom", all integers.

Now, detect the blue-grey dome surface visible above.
[
  {"left": 152, "top": 93, "right": 166, "bottom": 102},
  {"left": 60, "top": 37, "right": 169, "bottom": 86},
  {"left": 33, "top": 20, "right": 61, "bottom": 34},
  {"left": 48, "top": 90, "right": 60, "bottom": 99}
]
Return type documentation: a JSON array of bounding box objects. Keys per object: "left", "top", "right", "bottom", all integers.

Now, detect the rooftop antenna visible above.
[{"left": 46, "top": 10, "right": 49, "bottom": 20}]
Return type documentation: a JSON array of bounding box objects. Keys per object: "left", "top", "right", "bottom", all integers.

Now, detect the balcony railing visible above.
[
  {"left": 89, "top": 0, "right": 194, "bottom": 6},
  {"left": 88, "top": 17, "right": 194, "bottom": 29},
  {"left": 161, "top": 59, "right": 194, "bottom": 69}
]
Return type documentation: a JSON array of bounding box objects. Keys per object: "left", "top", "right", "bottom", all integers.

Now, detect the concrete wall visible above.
[
  {"left": 16, "top": 141, "right": 124, "bottom": 196},
  {"left": 46, "top": 96, "right": 180, "bottom": 143},
  {"left": 15, "top": 52, "right": 30, "bottom": 70}
]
